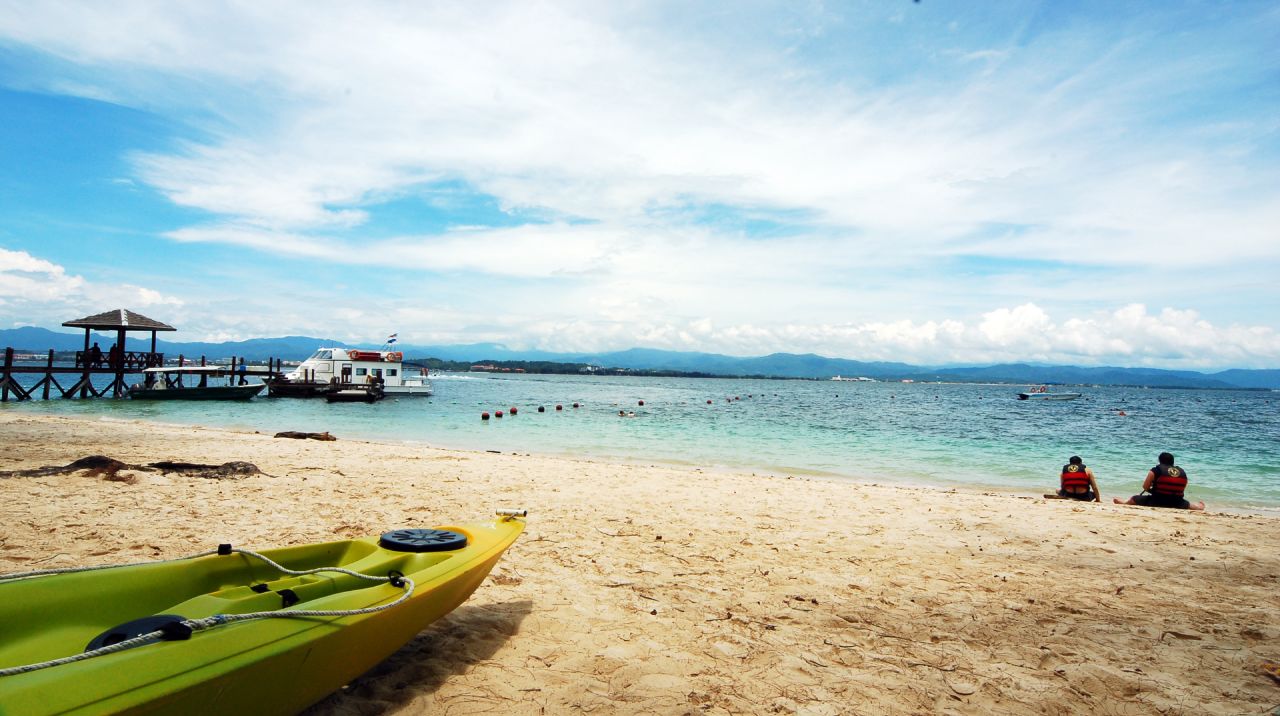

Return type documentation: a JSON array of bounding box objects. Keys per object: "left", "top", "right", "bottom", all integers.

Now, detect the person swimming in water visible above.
[{"left": 1113, "top": 452, "right": 1205, "bottom": 511}]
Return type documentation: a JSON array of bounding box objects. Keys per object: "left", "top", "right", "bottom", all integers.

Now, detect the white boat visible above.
[
  {"left": 268, "top": 348, "right": 432, "bottom": 398},
  {"left": 831, "top": 376, "right": 876, "bottom": 382},
  {"left": 1017, "top": 385, "right": 1081, "bottom": 401}
]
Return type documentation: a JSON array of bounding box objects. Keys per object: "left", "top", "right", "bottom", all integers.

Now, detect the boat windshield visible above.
[{"left": 308, "top": 350, "right": 334, "bottom": 361}]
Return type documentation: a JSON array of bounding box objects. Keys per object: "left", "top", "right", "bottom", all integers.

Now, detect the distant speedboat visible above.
[{"left": 1017, "top": 385, "right": 1081, "bottom": 401}]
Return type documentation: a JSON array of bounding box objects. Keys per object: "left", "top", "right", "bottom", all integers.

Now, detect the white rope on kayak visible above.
[
  {"left": 0, "top": 545, "right": 403, "bottom": 584},
  {"left": 0, "top": 547, "right": 415, "bottom": 677},
  {"left": 0, "top": 549, "right": 223, "bottom": 583}
]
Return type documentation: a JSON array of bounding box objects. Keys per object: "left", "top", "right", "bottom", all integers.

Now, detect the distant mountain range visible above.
[{"left": 4, "top": 326, "right": 1278, "bottom": 389}]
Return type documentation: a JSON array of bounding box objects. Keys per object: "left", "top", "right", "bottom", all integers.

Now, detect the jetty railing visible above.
[
  {"left": 73, "top": 350, "right": 164, "bottom": 371},
  {"left": 0, "top": 347, "right": 284, "bottom": 401}
]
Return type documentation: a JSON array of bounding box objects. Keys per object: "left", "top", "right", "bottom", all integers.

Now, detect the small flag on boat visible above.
[{"left": 387, "top": 333, "right": 398, "bottom": 344}]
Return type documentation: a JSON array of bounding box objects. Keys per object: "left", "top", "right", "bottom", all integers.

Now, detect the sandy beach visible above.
[{"left": 1, "top": 412, "right": 1277, "bottom": 715}]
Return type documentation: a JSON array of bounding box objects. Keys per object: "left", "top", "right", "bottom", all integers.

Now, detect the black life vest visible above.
[
  {"left": 1151, "top": 464, "right": 1187, "bottom": 498},
  {"left": 1060, "top": 463, "right": 1090, "bottom": 490}
]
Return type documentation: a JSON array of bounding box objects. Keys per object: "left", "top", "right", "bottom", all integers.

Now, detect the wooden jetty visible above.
[{"left": 0, "top": 309, "right": 282, "bottom": 402}]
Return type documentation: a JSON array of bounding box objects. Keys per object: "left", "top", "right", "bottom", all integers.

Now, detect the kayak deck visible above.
[{"left": 0, "top": 516, "right": 523, "bottom": 715}]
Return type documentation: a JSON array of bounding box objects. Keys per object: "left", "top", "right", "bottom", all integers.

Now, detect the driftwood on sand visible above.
[
  {"left": 273, "top": 431, "right": 337, "bottom": 441},
  {"left": 0, "top": 455, "right": 270, "bottom": 480}
]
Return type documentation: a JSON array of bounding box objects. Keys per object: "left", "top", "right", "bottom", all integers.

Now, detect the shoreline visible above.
[
  {"left": 7, "top": 407, "right": 1271, "bottom": 518},
  {"left": 2, "top": 412, "right": 1279, "bottom": 714}
]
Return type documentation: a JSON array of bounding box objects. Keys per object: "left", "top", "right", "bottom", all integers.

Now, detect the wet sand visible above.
[{"left": 1, "top": 412, "right": 1278, "bottom": 714}]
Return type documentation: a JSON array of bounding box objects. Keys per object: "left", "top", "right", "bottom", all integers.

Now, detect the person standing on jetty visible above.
[
  {"left": 1049, "top": 456, "right": 1101, "bottom": 502},
  {"left": 1114, "top": 452, "right": 1206, "bottom": 511}
]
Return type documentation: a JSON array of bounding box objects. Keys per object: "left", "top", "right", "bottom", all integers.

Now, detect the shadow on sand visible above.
[{"left": 302, "top": 599, "right": 534, "bottom": 715}]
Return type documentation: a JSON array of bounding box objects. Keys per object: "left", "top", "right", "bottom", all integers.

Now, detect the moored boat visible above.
[
  {"left": 129, "top": 367, "right": 265, "bottom": 401},
  {"left": 0, "top": 512, "right": 525, "bottom": 715},
  {"left": 324, "top": 383, "right": 384, "bottom": 403},
  {"left": 267, "top": 348, "right": 431, "bottom": 398}
]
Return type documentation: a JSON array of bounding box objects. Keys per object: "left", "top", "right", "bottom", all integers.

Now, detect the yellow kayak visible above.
[{"left": 0, "top": 512, "right": 525, "bottom": 715}]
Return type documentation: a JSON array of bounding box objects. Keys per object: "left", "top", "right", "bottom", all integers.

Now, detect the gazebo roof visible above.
[{"left": 62, "top": 309, "right": 176, "bottom": 332}]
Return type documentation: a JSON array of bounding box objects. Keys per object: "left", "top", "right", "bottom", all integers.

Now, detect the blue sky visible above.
[{"left": 1, "top": 1, "right": 1277, "bottom": 368}]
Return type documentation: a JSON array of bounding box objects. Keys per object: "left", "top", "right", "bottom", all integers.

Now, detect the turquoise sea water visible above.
[{"left": 4, "top": 372, "right": 1278, "bottom": 515}]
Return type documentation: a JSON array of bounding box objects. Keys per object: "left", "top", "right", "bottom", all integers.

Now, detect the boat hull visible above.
[
  {"left": 1017, "top": 392, "right": 1082, "bottom": 401},
  {"left": 128, "top": 384, "right": 264, "bottom": 401},
  {"left": 385, "top": 386, "right": 432, "bottom": 397},
  {"left": 266, "top": 380, "right": 431, "bottom": 399},
  {"left": 0, "top": 517, "right": 524, "bottom": 716},
  {"left": 325, "top": 389, "right": 382, "bottom": 403},
  {"left": 263, "top": 378, "right": 328, "bottom": 398}
]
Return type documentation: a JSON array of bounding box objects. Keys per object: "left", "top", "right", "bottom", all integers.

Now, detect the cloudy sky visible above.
[{"left": 1, "top": 1, "right": 1277, "bottom": 368}]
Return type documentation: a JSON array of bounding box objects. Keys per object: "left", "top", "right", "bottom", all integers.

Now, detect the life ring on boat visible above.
[
  {"left": 385, "top": 351, "right": 403, "bottom": 362},
  {"left": 379, "top": 528, "right": 468, "bottom": 552}
]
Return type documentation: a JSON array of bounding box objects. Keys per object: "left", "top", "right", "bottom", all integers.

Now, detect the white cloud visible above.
[
  {"left": 0, "top": 248, "right": 86, "bottom": 302},
  {"left": 0, "top": 3, "right": 1276, "bottom": 366},
  {"left": 543, "top": 303, "right": 1280, "bottom": 369},
  {"left": 0, "top": 248, "right": 182, "bottom": 326},
  {"left": 3, "top": 2, "right": 1275, "bottom": 266},
  {"left": 7, "top": 242, "right": 1262, "bottom": 366}
]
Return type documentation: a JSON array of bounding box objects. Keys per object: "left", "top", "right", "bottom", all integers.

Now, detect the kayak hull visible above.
[{"left": 0, "top": 517, "right": 524, "bottom": 715}]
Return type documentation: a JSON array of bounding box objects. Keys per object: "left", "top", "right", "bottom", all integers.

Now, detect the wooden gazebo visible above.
[{"left": 62, "top": 309, "right": 175, "bottom": 397}]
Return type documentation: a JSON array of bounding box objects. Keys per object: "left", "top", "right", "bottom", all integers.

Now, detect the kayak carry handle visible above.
[{"left": 496, "top": 509, "right": 527, "bottom": 520}]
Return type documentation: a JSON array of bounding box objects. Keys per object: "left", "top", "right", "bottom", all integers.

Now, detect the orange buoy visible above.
[
  {"left": 481, "top": 412, "right": 490, "bottom": 420},
  {"left": 510, "top": 406, "right": 518, "bottom": 415},
  {"left": 556, "top": 404, "right": 563, "bottom": 411},
  {"left": 495, "top": 410, "right": 504, "bottom": 418}
]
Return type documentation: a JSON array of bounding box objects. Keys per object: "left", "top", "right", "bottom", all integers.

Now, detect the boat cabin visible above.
[
  {"left": 289, "top": 348, "right": 403, "bottom": 384},
  {"left": 282, "top": 348, "right": 431, "bottom": 396}
]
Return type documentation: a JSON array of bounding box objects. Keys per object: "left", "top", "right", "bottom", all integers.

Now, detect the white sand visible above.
[{"left": 1, "top": 413, "right": 1278, "bottom": 714}]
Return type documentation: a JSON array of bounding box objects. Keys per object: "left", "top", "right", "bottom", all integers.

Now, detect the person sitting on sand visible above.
[
  {"left": 1050, "top": 455, "right": 1100, "bottom": 502},
  {"left": 1113, "top": 452, "right": 1205, "bottom": 511}
]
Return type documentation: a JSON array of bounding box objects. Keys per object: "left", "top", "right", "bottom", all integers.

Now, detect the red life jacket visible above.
[
  {"left": 1060, "top": 463, "right": 1090, "bottom": 490},
  {"left": 1151, "top": 464, "right": 1187, "bottom": 498}
]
